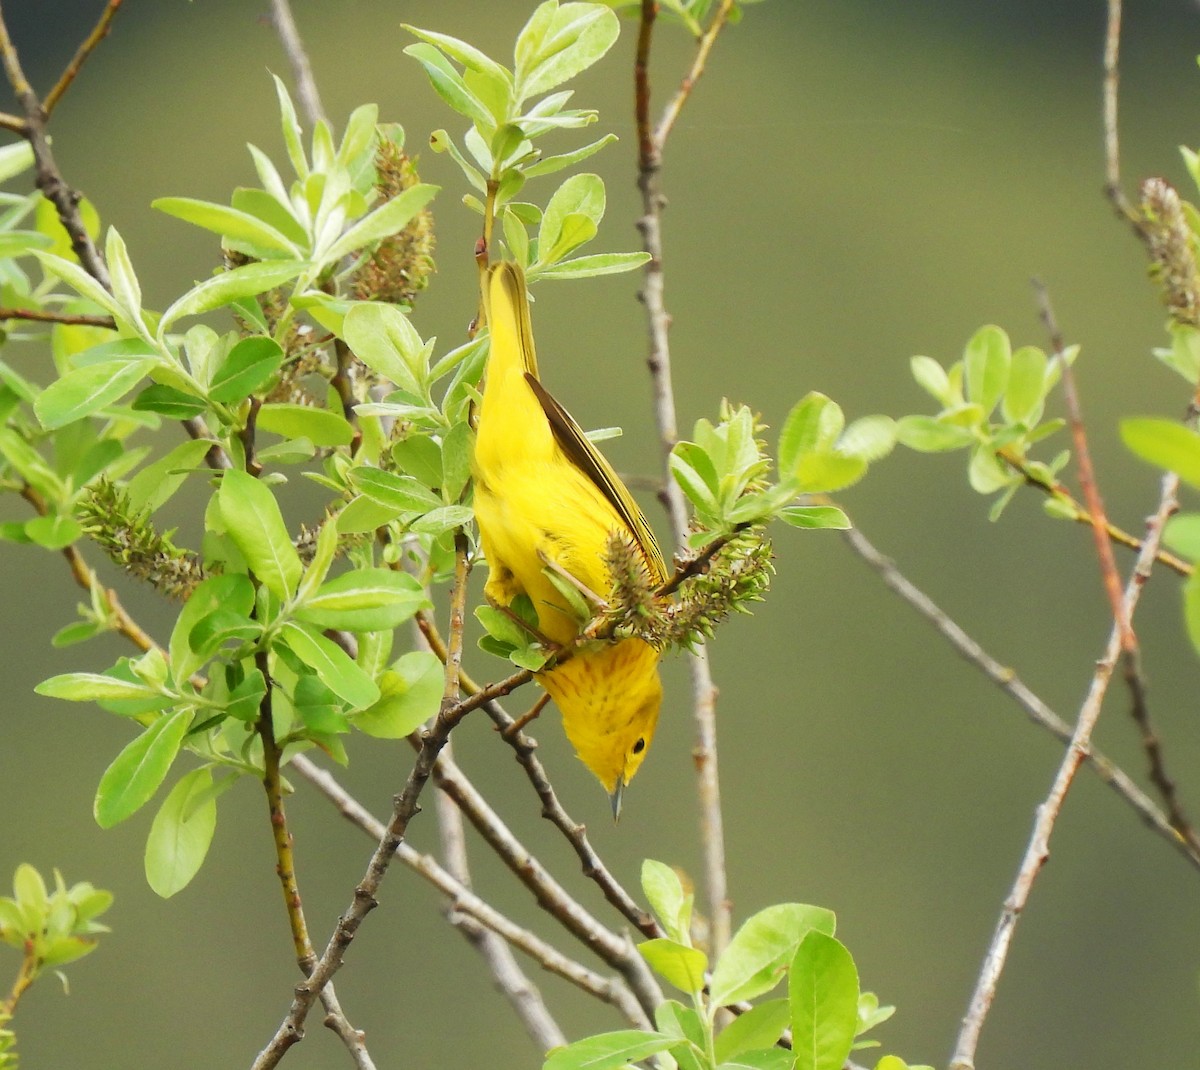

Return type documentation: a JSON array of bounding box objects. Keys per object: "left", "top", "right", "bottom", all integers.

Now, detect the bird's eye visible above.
[{"left": 632, "top": 737, "right": 646, "bottom": 754}]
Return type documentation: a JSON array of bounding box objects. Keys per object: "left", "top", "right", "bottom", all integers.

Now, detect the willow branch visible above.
[
  {"left": 949, "top": 477, "right": 1176, "bottom": 1070},
  {"left": 42, "top": 0, "right": 124, "bottom": 117},
  {"left": 652, "top": 0, "right": 736, "bottom": 148},
  {"left": 1103, "top": 0, "right": 1135, "bottom": 221},
  {"left": 290, "top": 754, "right": 648, "bottom": 1027},
  {"left": 416, "top": 610, "right": 660, "bottom": 937},
  {"left": 841, "top": 521, "right": 1200, "bottom": 871},
  {"left": 0, "top": 3, "right": 110, "bottom": 285}
]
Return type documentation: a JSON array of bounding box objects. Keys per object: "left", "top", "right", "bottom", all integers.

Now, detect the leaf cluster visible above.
[{"left": 543, "top": 860, "right": 929, "bottom": 1070}]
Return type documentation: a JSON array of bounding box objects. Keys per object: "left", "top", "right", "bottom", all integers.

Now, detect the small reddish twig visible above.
[
  {"left": 42, "top": 0, "right": 125, "bottom": 117},
  {"left": 653, "top": 0, "right": 736, "bottom": 149}
]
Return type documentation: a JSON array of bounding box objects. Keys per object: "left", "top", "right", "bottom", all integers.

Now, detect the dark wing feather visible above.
[{"left": 524, "top": 372, "right": 667, "bottom": 584}]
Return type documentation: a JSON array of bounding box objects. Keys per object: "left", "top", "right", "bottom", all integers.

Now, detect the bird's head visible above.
[{"left": 538, "top": 639, "right": 662, "bottom": 820}]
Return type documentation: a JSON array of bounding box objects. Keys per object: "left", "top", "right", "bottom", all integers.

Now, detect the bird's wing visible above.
[{"left": 524, "top": 371, "right": 668, "bottom": 585}]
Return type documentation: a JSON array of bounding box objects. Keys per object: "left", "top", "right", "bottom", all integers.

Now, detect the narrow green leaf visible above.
[
  {"left": 895, "top": 415, "right": 975, "bottom": 453},
  {"left": 532, "top": 251, "right": 651, "bottom": 279},
  {"left": 105, "top": 227, "right": 143, "bottom": 322},
  {"left": 152, "top": 197, "right": 301, "bottom": 257},
  {"left": 404, "top": 43, "right": 496, "bottom": 128},
  {"left": 522, "top": 133, "right": 617, "bottom": 177},
  {"left": 538, "top": 173, "right": 605, "bottom": 265},
  {"left": 638, "top": 937, "right": 708, "bottom": 994},
  {"left": 217, "top": 470, "right": 302, "bottom": 599},
  {"left": 127, "top": 438, "right": 214, "bottom": 513},
  {"left": 208, "top": 336, "right": 285, "bottom": 403},
  {"left": 909, "top": 355, "right": 950, "bottom": 403},
  {"left": 144, "top": 767, "right": 218, "bottom": 897},
  {"left": 516, "top": 3, "right": 621, "bottom": 101},
  {"left": 35, "top": 358, "right": 155, "bottom": 429},
  {"left": 794, "top": 453, "right": 866, "bottom": 494},
  {"left": 343, "top": 302, "right": 427, "bottom": 396},
  {"left": 1120, "top": 417, "right": 1200, "bottom": 489},
  {"left": 335, "top": 494, "right": 406, "bottom": 534},
  {"left": 33, "top": 251, "right": 125, "bottom": 323},
  {"left": 94, "top": 709, "right": 191, "bottom": 828},
  {"left": 778, "top": 392, "right": 840, "bottom": 474},
  {"left": 789, "top": 931, "right": 859, "bottom": 1070},
  {"left": 322, "top": 183, "right": 439, "bottom": 264},
  {"left": 280, "top": 622, "right": 380, "bottom": 709},
  {"left": 169, "top": 573, "right": 255, "bottom": 683},
  {"left": 709, "top": 903, "right": 837, "bottom": 1007},
  {"left": 963, "top": 325, "right": 1011, "bottom": 414},
  {"left": 296, "top": 568, "right": 431, "bottom": 632},
  {"left": 353, "top": 650, "right": 443, "bottom": 738},
  {"left": 715, "top": 999, "right": 791, "bottom": 1063},
  {"left": 350, "top": 465, "right": 442, "bottom": 511},
  {"left": 36, "top": 672, "right": 160, "bottom": 703},
  {"left": 272, "top": 74, "right": 309, "bottom": 179},
  {"left": 161, "top": 260, "right": 307, "bottom": 332},
  {"left": 1001, "top": 345, "right": 1048, "bottom": 426},
  {"left": 256, "top": 402, "right": 354, "bottom": 447},
  {"left": 542, "top": 1030, "right": 679, "bottom": 1070},
  {"left": 132, "top": 384, "right": 207, "bottom": 420},
  {"left": 779, "top": 505, "right": 851, "bottom": 530},
  {"left": 641, "top": 860, "right": 691, "bottom": 942}
]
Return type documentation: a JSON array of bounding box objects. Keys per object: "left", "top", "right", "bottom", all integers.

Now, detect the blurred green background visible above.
[{"left": 3, "top": 1, "right": 1200, "bottom": 1067}]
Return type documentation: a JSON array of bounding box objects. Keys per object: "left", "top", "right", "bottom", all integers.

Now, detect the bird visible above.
[{"left": 471, "top": 261, "right": 667, "bottom": 818}]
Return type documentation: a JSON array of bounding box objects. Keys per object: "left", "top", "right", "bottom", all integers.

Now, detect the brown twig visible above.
[
  {"left": 290, "top": 754, "right": 649, "bottom": 1028},
  {"left": 840, "top": 521, "right": 1200, "bottom": 872},
  {"left": 0, "top": 4, "right": 110, "bottom": 286},
  {"left": 268, "top": 0, "right": 327, "bottom": 128},
  {"left": 0, "top": 306, "right": 115, "bottom": 328},
  {"left": 949, "top": 477, "right": 1176, "bottom": 1070},
  {"left": 42, "top": 0, "right": 124, "bottom": 118},
  {"left": 634, "top": 0, "right": 734, "bottom": 958}
]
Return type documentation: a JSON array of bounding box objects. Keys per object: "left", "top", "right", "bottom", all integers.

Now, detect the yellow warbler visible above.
[{"left": 472, "top": 262, "right": 667, "bottom": 816}]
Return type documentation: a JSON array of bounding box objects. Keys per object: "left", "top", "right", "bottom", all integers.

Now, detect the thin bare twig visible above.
[
  {"left": 1038, "top": 284, "right": 1200, "bottom": 854},
  {"left": 0, "top": 306, "right": 115, "bottom": 328},
  {"left": 42, "top": 0, "right": 124, "bottom": 117},
  {"left": 1103, "top": 0, "right": 1135, "bottom": 220},
  {"left": 840, "top": 522, "right": 1200, "bottom": 872},
  {"left": 290, "top": 754, "right": 649, "bottom": 1028},
  {"left": 269, "top": 0, "right": 327, "bottom": 128},
  {"left": 433, "top": 744, "right": 568, "bottom": 1053},
  {"left": 949, "top": 477, "right": 1176, "bottom": 1070},
  {"left": 635, "top": 0, "right": 735, "bottom": 958}
]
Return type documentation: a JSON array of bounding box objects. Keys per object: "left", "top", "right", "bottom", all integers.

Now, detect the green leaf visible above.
[
  {"left": 272, "top": 74, "right": 309, "bottom": 179},
  {"left": 33, "top": 250, "right": 125, "bottom": 324},
  {"left": 1165, "top": 513, "right": 1200, "bottom": 561},
  {"left": 794, "top": 453, "right": 867, "bottom": 495},
  {"left": 94, "top": 709, "right": 191, "bottom": 829},
  {"left": 353, "top": 650, "right": 444, "bottom": 738},
  {"left": 655, "top": 1001, "right": 707, "bottom": 1070},
  {"left": 641, "top": 859, "right": 691, "bottom": 942},
  {"left": 35, "top": 358, "right": 155, "bottom": 429},
  {"left": 909, "top": 355, "right": 950, "bottom": 403},
  {"left": 778, "top": 392, "right": 842, "bottom": 474},
  {"left": 789, "top": 931, "right": 859, "bottom": 1070},
  {"left": 1120, "top": 417, "right": 1200, "bottom": 489},
  {"left": 169, "top": 573, "right": 255, "bottom": 683},
  {"left": 160, "top": 260, "right": 307, "bottom": 333},
  {"left": 404, "top": 42, "right": 497, "bottom": 129},
  {"left": 1001, "top": 345, "right": 1048, "bottom": 426},
  {"left": 343, "top": 301, "right": 427, "bottom": 396},
  {"left": 718, "top": 1049, "right": 795, "bottom": 1070},
  {"left": 144, "top": 767, "right": 218, "bottom": 897},
  {"left": 392, "top": 435, "right": 444, "bottom": 487},
  {"left": 409, "top": 504, "right": 473, "bottom": 535},
  {"left": 538, "top": 173, "right": 605, "bottom": 265},
  {"left": 715, "top": 999, "right": 791, "bottom": 1063},
  {"left": 1184, "top": 570, "right": 1200, "bottom": 657},
  {"left": 280, "top": 622, "right": 380, "bottom": 709},
  {"left": 895, "top": 415, "right": 975, "bottom": 452},
  {"left": 36, "top": 672, "right": 160, "bottom": 703},
  {"left": 522, "top": 133, "right": 617, "bottom": 178},
  {"left": 967, "top": 446, "right": 1013, "bottom": 495},
  {"left": 24, "top": 513, "right": 82, "bottom": 550},
  {"left": 779, "top": 505, "right": 851, "bottom": 530},
  {"left": 106, "top": 227, "right": 143, "bottom": 324},
  {"left": 217, "top": 470, "right": 302, "bottom": 599},
  {"left": 132, "top": 384, "right": 208, "bottom": 420},
  {"left": 541, "top": 1030, "right": 679, "bottom": 1070},
  {"left": 256, "top": 403, "right": 355, "bottom": 447},
  {"left": 708, "top": 902, "right": 837, "bottom": 1007},
  {"left": 296, "top": 568, "right": 430, "bottom": 631},
  {"left": 152, "top": 197, "right": 302, "bottom": 257},
  {"left": 515, "top": 2, "right": 621, "bottom": 101},
  {"left": 350, "top": 465, "right": 442, "bottom": 512},
  {"left": 532, "top": 251, "right": 651, "bottom": 279},
  {"left": 638, "top": 937, "right": 708, "bottom": 994},
  {"left": 127, "top": 438, "right": 214, "bottom": 513},
  {"left": 838, "top": 415, "right": 895, "bottom": 463},
  {"left": 335, "top": 494, "right": 406, "bottom": 534},
  {"left": 963, "top": 325, "right": 1011, "bottom": 415},
  {"left": 322, "top": 183, "right": 439, "bottom": 264},
  {"left": 208, "top": 336, "right": 285, "bottom": 403}
]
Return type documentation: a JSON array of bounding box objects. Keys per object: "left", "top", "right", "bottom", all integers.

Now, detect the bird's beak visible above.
[{"left": 609, "top": 777, "right": 625, "bottom": 823}]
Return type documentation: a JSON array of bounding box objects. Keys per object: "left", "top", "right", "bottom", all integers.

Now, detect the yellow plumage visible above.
[{"left": 472, "top": 262, "right": 666, "bottom": 814}]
